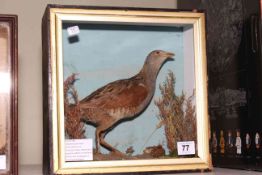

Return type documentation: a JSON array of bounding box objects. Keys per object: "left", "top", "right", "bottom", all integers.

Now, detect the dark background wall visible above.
[{"left": 178, "top": 0, "right": 262, "bottom": 170}]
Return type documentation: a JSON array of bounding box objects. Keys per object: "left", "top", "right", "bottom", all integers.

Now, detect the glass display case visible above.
[
  {"left": 0, "top": 15, "right": 18, "bottom": 175},
  {"left": 42, "top": 5, "right": 210, "bottom": 175}
]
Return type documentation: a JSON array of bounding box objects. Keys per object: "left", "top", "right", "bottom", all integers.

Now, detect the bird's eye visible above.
[{"left": 156, "top": 51, "right": 160, "bottom": 54}]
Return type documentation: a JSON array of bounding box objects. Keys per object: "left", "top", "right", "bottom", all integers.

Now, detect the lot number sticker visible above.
[{"left": 177, "top": 141, "right": 195, "bottom": 155}]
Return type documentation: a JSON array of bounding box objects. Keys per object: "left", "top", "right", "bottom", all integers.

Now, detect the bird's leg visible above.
[
  {"left": 99, "top": 132, "right": 126, "bottom": 156},
  {"left": 95, "top": 120, "right": 126, "bottom": 156},
  {"left": 95, "top": 128, "right": 102, "bottom": 154},
  {"left": 98, "top": 131, "right": 117, "bottom": 152},
  {"left": 95, "top": 127, "right": 118, "bottom": 154}
]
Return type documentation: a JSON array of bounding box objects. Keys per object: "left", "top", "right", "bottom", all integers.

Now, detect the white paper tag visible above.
[
  {"left": 177, "top": 141, "right": 195, "bottom": 155},
  {"left": 67, "top": 26, "right": 80, "bottom": 37},
  {"left": 65, "top": 139, "right": 93, "bottom": 161},
  {"left": 0, "top": 155, "right": 6, "bottom": 170}
]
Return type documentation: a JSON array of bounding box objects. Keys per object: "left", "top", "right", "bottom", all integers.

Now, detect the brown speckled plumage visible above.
[{"left": 79, "top": 50, "right": 174, "bottom": 154}]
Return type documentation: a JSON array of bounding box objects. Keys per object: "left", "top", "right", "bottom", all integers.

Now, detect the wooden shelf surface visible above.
[{"left": 19, "top": 165, "right": 262, "bottom": 175}]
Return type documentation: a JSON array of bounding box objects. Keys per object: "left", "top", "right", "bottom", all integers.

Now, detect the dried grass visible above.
[
  {"left": 155, "top": 71, "right": 196, "bottom": 154},
  {"left": 64, "top": 73, "right": 85, "bottom": 139}
]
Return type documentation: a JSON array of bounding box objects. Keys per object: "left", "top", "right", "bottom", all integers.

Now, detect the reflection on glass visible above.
[{"left": 0, "top": 73, "right": 10, "bottom": 94}]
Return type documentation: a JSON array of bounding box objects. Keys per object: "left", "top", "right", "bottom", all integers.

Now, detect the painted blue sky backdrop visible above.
[{"left": 62, "top": 23, "right": 194, "bottom": 155}]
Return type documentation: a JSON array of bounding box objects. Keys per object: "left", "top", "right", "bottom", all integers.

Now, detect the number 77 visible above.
[{"left": 182, "top": 145, "right": 189, "bottom": 151}]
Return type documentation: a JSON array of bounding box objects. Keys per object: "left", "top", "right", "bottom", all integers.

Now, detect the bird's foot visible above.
[
  {"left": 111, "top": 150, "right": 126, "bottom": 157},
  {"left": 95, "top": 148, "right": 101, "bottom": 155}
]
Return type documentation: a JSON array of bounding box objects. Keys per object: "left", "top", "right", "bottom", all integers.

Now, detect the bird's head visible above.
[{"left": 145, "top": 50, "right": 175, "bottom": 69}]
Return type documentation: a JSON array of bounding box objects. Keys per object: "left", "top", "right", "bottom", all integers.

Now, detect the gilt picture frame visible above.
[
  {"left": 0, "top": 15, "right": 18, "bottom": 175},
  {"left": 42, "top": 5, "right": 210, "bottom": 174}
]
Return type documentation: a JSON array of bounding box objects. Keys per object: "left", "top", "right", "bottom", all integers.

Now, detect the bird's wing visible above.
[{"left": 80, "top": 78, "right": 148, "bottom": 110}]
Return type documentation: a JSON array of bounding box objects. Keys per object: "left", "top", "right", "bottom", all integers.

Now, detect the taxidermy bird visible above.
[{"left": 79, "top": 50, "right": 174, "bottom": 154}]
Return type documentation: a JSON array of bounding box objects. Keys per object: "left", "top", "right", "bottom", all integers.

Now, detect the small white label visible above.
[
  {"left": 177, "top": 141, "right": 195, "bottom": 155},
  {"left": 67, "top": 26, "right": 80, "bottom": 37},
  {"left": 0, "top": 155, "right": 6, "bottom": 170},
  {"left": 65, "top": 139, "right": 93, "bottom": 161}
]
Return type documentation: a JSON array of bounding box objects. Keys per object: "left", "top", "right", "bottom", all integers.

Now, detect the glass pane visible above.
[{"left": 62, "top": 22, "right": 197, "bottom": 161}]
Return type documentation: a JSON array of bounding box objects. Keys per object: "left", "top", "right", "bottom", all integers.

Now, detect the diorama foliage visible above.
[
  {"left": 155, "top": 71, "right": 196, "bottom": 154},
  {"left": 64, "top": 73, "right": 85, "bottom": 139}
]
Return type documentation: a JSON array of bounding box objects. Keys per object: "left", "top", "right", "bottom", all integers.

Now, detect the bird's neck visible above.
[{"left": 138, "top": 64, "right": 162, "bottom": 90}]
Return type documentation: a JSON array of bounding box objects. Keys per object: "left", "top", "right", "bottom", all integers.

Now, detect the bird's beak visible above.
[{"left": 165, "top": 52, "right": 175, "bottom": 60}]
